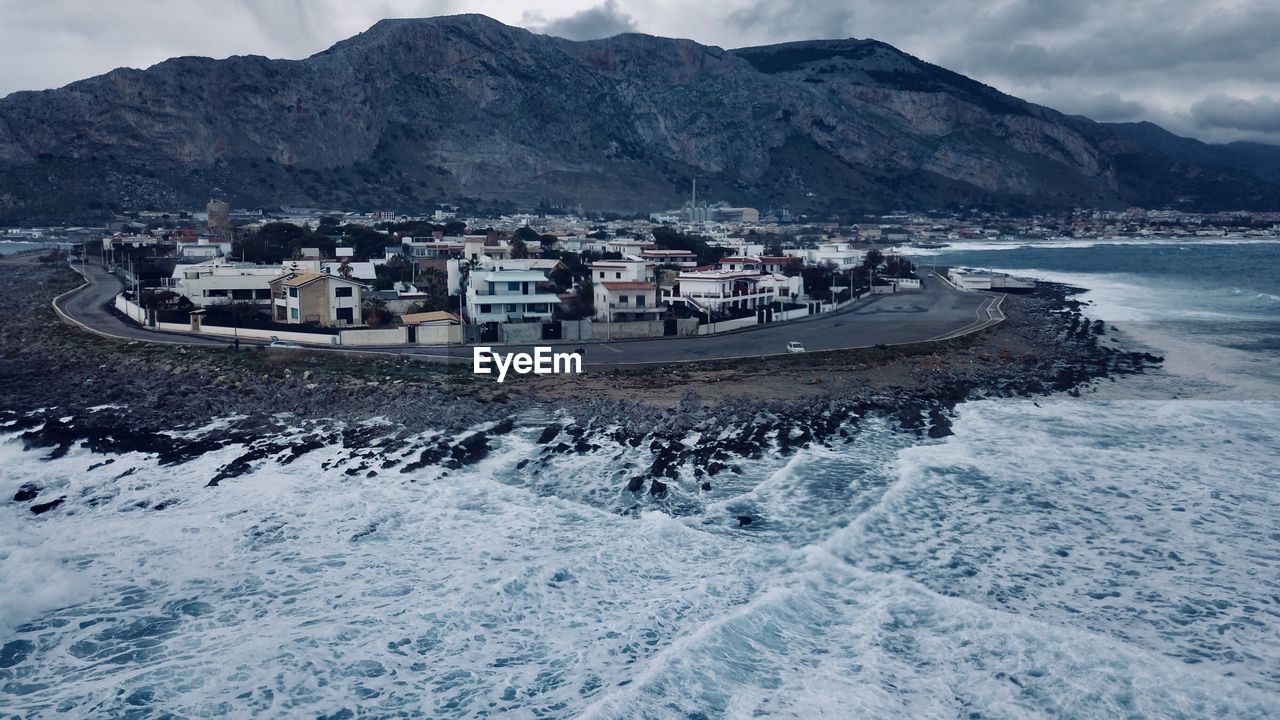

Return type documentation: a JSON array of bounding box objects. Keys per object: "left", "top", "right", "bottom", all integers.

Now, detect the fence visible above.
[
  {"left": 413, "top": 325, "right": 465, "bottom": 345},
  {"left": 595, "top": 320, "right": 665, "bottom": 340},
  {"left": 697, "top": 315, "right": 759, "bottom": 335},
  {"left": 117, "top": 292, "right": 863, "bottom": 347},
  {"left": 114, "top": 294, "right": 149, "bottom": 324},
  {"left": 492, "top": 322, "right": 538, "bottom": 343},
  {"left": 155, "top": 320, "right": 341, "bottom": 345},
  {"left": 774, "top": 307, "right": 812, "bottom": 322},
  {"left": 340, "top": 327, "right": 407, "bottom": 346}
]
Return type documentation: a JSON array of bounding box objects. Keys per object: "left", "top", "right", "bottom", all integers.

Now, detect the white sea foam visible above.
[
  {"left": 893, "top": 236, "right": 1280, "bottom": 256},
  {"left": 3, "top": 396, "right": 1277, "bottom": 717}
]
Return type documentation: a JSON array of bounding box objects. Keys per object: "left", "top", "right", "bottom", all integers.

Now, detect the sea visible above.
[
  {"left": 2, "top": 237, "right": 1278, "bottom": 718},
  {"left": 0, "top": 240, "right": 53, "bottom": 257}
]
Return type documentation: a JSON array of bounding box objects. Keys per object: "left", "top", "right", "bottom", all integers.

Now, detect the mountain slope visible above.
[{"left": 0, "top": 14, "right": 1276, "bottom": 222}]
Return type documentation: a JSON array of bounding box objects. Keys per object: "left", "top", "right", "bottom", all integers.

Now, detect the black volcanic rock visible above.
[
  {"left": 0, "top": 13, "right": 1276, "bottom": 221},
  {"left": 30, "top": 497, "right": 65, "bottom": 515},
  {"left": 13, "top": 484, "right": 40, "bottom": 502}
]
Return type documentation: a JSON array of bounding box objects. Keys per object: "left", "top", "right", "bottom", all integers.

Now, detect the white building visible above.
[
  {"left": 492, "top": 258, "right": 566, "bottom": 274},
  {"left": 784, "top": 242, "right": 865, "bottom": 269},
  {"left": 590, "top": 259, "right": 654, "bottom": 284},
  {"left": 171, "top": 259, "right": 283, "bottom": 306},
  {"left": 465, "top": 269, "right": 560, "bottom": 324},
  {"left": 175, "top": 237, "right": 232, "bottom": 260},
  {"left": 275, "top": 258, "right": 375, "bottom": 283},
  {"left": 403, "top": 236, "right": 464, "bottom": 260},
  {"left": 712, "top": 207, "right": 760, "bottom": 223},
  {"left": 714, "top": 256, "right": 763, "bottom": 272},
  {"left": 604, "top": 239, "right": 652, "bottom": 256},
  {"left": 669, "top": 269, "right": 802, "bottom": 313},
  {"left": 640, "top": 248, "right": 698, "bottom": 267},
  {"left": 594, "top": 281, "right": 663, "bottom": 323},
  {"left": 463, "top": 235, "right": 511, "bottom": 263},
  {"left": 559, "top": 235, "right": 610, "bottom": 254},
  {"left": 947, "top": 268, "right": 1034, "bottom": 292}
]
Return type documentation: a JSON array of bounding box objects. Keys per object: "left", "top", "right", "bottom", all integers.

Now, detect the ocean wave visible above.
[
  {"left": 892, "top": 236, "right": 1280, "bottom": 256},
  {"left": 3, "top": 395, "right": 1278, "bottom": 717}
]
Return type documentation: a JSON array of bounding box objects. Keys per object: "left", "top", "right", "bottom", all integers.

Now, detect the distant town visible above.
[{"left": 13, "top": 197, "right": 1280, "bottom": 350}]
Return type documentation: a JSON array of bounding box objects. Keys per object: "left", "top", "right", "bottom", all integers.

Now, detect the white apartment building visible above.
[
  {"left": 594, "top": 281, "right": 662, "bottom": 323},
  {"left": 171, "top": 259, "right": 283, "bottom": 306},
  {"left": 465, "top": 269, "right": 560, "bottom": 324},
  {"left": 280, "top": 258, "right": 378, "bottom": 284},
  {"left": 403, "top": 236, "right": 464, "bottom": 260},
  {"left": 669, "top": 269, "right": 803, "bottom": 313},
  {"left": 175, "top": 237, "right": 232, "bottom": 260},
  {"left": 640, "top": 248, "right": 698, "bottom": 267},
  {"left": 590, "top": 259, "right": 654, "bottom": 284},
  {"left": 604, "top": 239, "right": 652, "bottom": 256},
  {"left": 783, "top": 241, "right": 865, "bottom": 269}
]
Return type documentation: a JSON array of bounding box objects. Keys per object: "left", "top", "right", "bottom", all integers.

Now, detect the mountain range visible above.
[{"left": 1, "top": 13, "right": 1277, "bottom": 223}]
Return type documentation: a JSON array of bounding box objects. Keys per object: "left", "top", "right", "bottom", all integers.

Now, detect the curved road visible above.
[{"left": 28, "top": 252, "right": 1003, "bottom": 366}]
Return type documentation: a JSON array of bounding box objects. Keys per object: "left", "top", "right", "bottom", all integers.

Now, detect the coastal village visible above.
[{"left": 10, "top": 199, "right": 1280, "bottom": 349}]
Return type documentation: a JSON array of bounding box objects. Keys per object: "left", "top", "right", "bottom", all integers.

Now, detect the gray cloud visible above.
[
  {"left": 1191, "top": 95, "right": 1280, "bottom": 133},
  {"left": 1058, "top": 92, "right": 1148, "bottom": 122},
  {"left": 949, "top": 3, "right": 1280, "bottom": 82},
  {"left": 533, "top": 1, "right": 637, "bottom": 41},
  {"left": 726, "top": 0, "right": 857, "bottom": 44}
]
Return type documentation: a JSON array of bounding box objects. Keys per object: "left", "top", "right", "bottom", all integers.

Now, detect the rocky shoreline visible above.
[{"left": 2, "top": 259, "right": 1160, "bottom": 513}]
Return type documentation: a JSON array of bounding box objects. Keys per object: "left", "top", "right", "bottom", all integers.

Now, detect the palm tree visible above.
[{"left": 362, "top": 296, "right": 390, "bottom": 328}]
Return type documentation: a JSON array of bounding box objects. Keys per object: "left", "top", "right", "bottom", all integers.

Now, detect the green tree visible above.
[
  {"left": 651, "top": 226, "right": 727, "bottom": 266},
  {"left": 862, "top": 248, "right": 885, "bottom": 270},
  {"left": 236, "top": 222, "right": 315, "bottom": 263},
  {"left": 362, "top": 297, "right": 391, "bottom": 328}
]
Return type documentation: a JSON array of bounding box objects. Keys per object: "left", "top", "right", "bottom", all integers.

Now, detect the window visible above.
[
  {"left": 636, "top": 295, "right": 646, "bottom": 307},
  {"left": 618, "top": 295, "right": 628, "bottom": 304},
  {"left": 288, "top": 287, "right": 298, "bottom": 298},
  {"left": 479, "top": 304, "right": 492, "bottom": 313},
  {"left": 505, "top": 304, "right": 518, "bottom": 313},
  {"left": 335, "top": 287, "right": 353, "bottom": 298},
  {"left": 615, "top": 272, "right": 622, "bottom": 279},
  {"left": 507, "top": 281, "right": 521, "bottom": 292},
  {"left": 336, "top": 307, "right": 354, "bottom": 323},
  {"left": 290, "top": 308, "right": 299, "bottom": 319}
]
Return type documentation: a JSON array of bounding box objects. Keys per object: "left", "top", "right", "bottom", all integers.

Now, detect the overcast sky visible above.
[{"left": 1, "top": 0, "right": 1276, "bottom": 145}]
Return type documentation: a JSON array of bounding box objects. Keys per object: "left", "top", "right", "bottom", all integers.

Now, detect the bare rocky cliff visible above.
[{"left": 0, "top": 14, "right": 1276, "bottom": 221}]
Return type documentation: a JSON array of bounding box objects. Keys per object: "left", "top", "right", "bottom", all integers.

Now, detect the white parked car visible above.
[
  {"left": 269, "top": 337, "right": 301, "bottom": 349},
  {"left": 785, "top": 341, "right": 806, "bottom": 354}
]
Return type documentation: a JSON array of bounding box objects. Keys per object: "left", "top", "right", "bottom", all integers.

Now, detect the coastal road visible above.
[
  {"left": 396, "top": 274, "right": 999, "bottom": 365},
  {"left": 22, "top": 250, "right": 1003, "bottom": 365},
  {"left": 11, "top": 252, "right": 231, "bottom": 347}
]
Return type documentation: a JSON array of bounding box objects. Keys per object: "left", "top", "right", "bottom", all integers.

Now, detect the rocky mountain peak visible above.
[{"left": 0, "top": 13, "right": 1276, "bottom": 222}]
